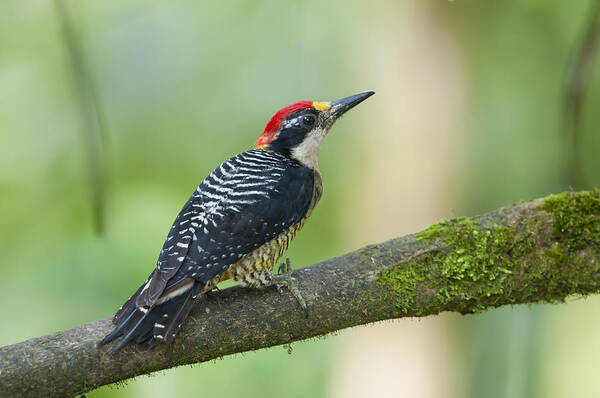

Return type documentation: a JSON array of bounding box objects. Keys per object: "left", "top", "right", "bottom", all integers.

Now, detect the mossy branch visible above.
[{"left": 1, "top": 191, "right": 599, "bottom": 397}]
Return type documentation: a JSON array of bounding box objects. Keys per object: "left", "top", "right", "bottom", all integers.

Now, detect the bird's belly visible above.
[{"left": 215, "top": 221, "right": 305, "bottom": 288}]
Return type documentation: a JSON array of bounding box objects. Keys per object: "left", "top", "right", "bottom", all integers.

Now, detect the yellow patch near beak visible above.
[{"left": 312, "top": 101, "right": 331, "bottom": 111}]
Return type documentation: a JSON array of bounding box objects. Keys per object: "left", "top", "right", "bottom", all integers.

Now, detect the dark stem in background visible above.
[
  {"left": 0, "top": 191, "right": 598, "bottom": 398},
  {"left": 54, "top": 0, "right": 108, "bottom": 235},
  {"left": 563, "top": 0, "right": 600, "bottom": 189}
]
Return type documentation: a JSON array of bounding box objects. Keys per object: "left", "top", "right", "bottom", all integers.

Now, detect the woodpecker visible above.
[{"left": 100, "top": 91, "right": 374, "bottom": 350}]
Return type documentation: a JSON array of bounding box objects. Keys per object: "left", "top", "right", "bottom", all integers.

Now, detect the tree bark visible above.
[{"left": 1, "top": 191, "right": 599, "bottom": 398}]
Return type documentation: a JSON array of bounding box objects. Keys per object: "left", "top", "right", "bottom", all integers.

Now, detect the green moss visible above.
[
  {"left": 420, "top": 218, "right": 528, "bottom": 312},
  {"left": 378, "top": 217, "right": 531, "bottom": 315},
  {"left": 378, "top": 265, "right": 424, "bottom": 315},
  {"left": 377, "top": 191, "right": 600, "bottom": 316},
  {"left": 540, "top": 190, "right": 600, "bottom": 250},
  {"left": 417, "top": 219, "right": 517, "bottom": 284}
]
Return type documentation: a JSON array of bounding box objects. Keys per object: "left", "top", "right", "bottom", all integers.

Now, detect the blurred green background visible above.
[{"left": 1, "top": 0, "right": 600, "bottom": 397}]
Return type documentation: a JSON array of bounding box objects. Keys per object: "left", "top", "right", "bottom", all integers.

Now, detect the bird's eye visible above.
[{"left": 302, "top": 115, "right": 316, "bottom": 126}]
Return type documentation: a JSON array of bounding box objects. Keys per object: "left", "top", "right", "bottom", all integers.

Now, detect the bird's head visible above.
[{"left": 255, "top": 91, "right": 374, "bottom": 169}]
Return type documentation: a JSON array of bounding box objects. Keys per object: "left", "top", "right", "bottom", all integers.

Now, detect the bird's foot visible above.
[
  {"left": 272, "top": 257, "right": 308, "bottom": 316},
  {"left": 204, "top": 285, "right": 221, "bottom": 299}
]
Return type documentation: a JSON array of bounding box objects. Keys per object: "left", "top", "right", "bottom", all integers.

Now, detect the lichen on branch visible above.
[{"left": 378, "top": 190, "right": 600, "bottom": 315}]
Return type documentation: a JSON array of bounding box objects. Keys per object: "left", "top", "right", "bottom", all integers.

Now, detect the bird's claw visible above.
[
  {"left": 273, "top": 257, "right": 308, "bottom": 316},
  {"left": 205, "top": 285, "right": 221, "bottom": 298},
  {"left": 277, "top": 257, "right": 291, "bottom": 275}
]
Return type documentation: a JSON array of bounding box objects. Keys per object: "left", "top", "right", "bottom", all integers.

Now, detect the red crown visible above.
[{"left": 255, "top": 101, "right": 313, "bottom": 148}]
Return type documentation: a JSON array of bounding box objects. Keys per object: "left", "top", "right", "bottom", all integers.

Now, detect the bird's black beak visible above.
[{"left": 326, "top": 91, "right": 375, "bottom": 124}]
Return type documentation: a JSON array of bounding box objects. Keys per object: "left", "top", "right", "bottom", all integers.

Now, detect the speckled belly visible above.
[
  {"left": 227, "top": 221, "right": 305, "bottom": 286},
  {"left": 196, "top": 221, "right": 305, "bottom": 293}
]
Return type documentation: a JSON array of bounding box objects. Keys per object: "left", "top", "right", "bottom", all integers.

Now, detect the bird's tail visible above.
[{"left": 100, "top": 281, "right": 202, "bottom": 351}]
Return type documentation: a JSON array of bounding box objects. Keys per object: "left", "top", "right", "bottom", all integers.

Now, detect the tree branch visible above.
[{"left": 1, "top": 191, "right": 599, "bottom": 398}]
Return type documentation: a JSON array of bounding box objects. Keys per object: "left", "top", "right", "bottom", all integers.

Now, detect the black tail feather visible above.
[
  {"left": 113, "top": 273, "right": 152, "bottom": 324},
  {"left": 154, "top": 283, "right": 202, "bottom": 345},
  {"left": 99, "top": 306, "right": 138, "bottom": 346},
  {"left": 100, "top": 281, "right": 201, "bottom": 351},
  {"left": 111, "top": 309, "right": 151, "bottom": 351},
  {"left": 135, "top": 328, "right": 154, "bottom": 344}
]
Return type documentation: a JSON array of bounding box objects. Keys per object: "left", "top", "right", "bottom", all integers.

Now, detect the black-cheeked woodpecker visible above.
[{"left": 100, "top": 91, "right": 374, "bottom": 350}]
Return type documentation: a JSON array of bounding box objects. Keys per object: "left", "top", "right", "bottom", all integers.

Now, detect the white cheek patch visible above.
[{"left": 291, "top": 128, "right": 326, "bottom": 170}]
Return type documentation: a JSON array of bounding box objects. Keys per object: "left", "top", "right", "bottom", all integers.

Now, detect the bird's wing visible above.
[{"left": 135, "top": 150, "right": 315, "bottom": 308}]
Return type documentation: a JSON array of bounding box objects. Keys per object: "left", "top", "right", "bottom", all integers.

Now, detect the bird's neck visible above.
[{"left": 290, "top": 133, "right": 324, "bottom": 172}]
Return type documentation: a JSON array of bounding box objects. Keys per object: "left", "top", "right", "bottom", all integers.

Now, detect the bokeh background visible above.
[{"left": 2, "top": 0, "right": 600, "bottom": 397}]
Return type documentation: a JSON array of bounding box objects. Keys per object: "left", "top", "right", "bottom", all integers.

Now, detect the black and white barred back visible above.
[{"left": 101, "top": 149, "right": 316, "bottom": 350}]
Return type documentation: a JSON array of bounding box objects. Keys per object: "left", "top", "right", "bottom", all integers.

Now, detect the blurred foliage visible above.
[{"left": 1, "top": 0, "right": 599, "bottom": 397}]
